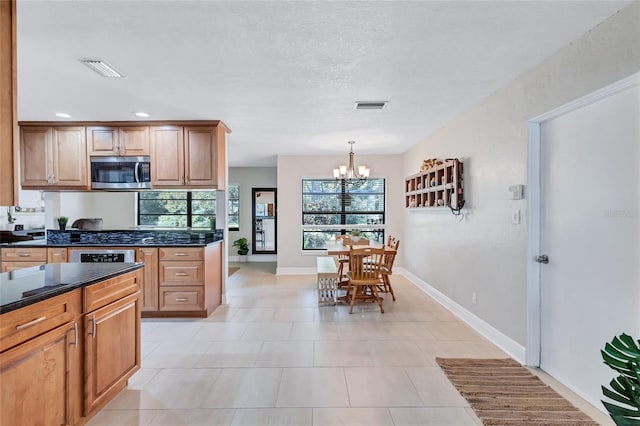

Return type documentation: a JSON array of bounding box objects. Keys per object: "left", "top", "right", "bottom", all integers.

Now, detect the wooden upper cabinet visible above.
[
  {"left": 0, "top": 0, "right": 17, "bottom": 205},
  {"left": 21, "top": 126, "right": 88, "bottom": 189},
  {"left": 88, "top": 126, "right": 150, "bottom": 156},
  {"left": 150, "top": 126, "right": 185, "bottom": 186},
  {"left": 184, "top": 126, "right": 218, "bottom": 187},
  {"left": 20, "top": 127, "right": 51, "bottom": 187},
  {"left": 151, "top": 125, "right": 226, "bottom": 189},
  {"left": 54, "top": 127, "right": 88, "bottom": 186}
]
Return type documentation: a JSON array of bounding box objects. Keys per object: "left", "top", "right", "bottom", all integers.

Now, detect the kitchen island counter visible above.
[{"left": 0, "top": 262, "right": 143, "bottom": 314}]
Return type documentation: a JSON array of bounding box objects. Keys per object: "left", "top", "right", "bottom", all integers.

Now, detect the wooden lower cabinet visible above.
[
  {"left": 84, "top": 291, "right": 141, "bottom": 416},
  {"left": 160, "top": 286, "right": 204, "bottom": 311},
  {"left": 142, "top": 242, "right": 222, "bottom": 318},
  {"left": 47, "top": 247, "right": 68, "bottom": 263},
  {"left": 1, "top": 247, "right": 47, "bottom": 272},
  {"left": 0, "top": 247, "right": 67, "bottom": 272},
  {"left": 0, "top": 269, "right": 141, "bottom": 425},
  {"left": 0, "top": 322, "right": 81, "bottom": 426},
  {"left": 0, "top": 289, "right": 82, "bottom": 426},
  {"left": 137, "top": 247, "right": 159, "bottom": 311}
]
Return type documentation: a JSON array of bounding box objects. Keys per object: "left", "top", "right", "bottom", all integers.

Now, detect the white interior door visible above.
[{"left": 539, "top": 83, "right": 639, "bottom": 408}]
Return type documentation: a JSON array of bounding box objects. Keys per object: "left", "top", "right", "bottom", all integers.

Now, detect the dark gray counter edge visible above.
[{"left": 0, "top": 263, "right": 144, "bottom": 314}]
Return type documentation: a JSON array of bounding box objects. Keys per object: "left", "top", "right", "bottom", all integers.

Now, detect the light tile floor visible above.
[{"left": 89, "top": 262, "right": 609, "bottom": 425}]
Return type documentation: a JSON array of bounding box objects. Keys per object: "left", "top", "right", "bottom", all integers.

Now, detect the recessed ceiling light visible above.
[
  {"left": 55, "top": 113, "right": 71, "bottom": 118},
  {"left": 354, "top": 101, "right": 388, "bottom": 110},
  {"left": 80, "top": 58, "right": 124, "bottom": 78},
  {"left": 135, "top": 112, "right": 150, "bottom": 118}
]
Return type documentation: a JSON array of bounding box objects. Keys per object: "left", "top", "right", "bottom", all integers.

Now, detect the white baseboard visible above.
[
  {"left": 275, "top": 267, "right": 316, "bottom": 275},
  {"left": 397, "top": 267, "right": 526, "bottom": 364},
  {"left": 228, "top": 255, "right": 277, "bottom": 263}
]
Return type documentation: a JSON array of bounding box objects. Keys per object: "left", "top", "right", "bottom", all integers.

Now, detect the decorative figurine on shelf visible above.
[
  {"left": 437, "top": 199, "right": 444, "bottom": 206},
  {"left": 421, "top": 158, "right": 443, "bottom": 171},
  {"left": 430, "top": 178, "right": 436, "bottom": 187}
]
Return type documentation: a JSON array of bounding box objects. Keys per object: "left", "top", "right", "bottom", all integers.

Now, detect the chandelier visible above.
[{"left": 333, "top": 141, "right": 370, "bottom": 185}]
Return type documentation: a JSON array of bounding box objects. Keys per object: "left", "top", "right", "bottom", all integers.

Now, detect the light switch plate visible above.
[{"left": 512, "top": 209, "right": 521, "bottom": 225}]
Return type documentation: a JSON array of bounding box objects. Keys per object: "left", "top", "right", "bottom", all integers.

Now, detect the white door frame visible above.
[{"left": 525, "top": 72, "right": 640, "bottom": 367}]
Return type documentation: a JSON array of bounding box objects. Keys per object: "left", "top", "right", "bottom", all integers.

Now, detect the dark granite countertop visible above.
[
  {"left": 0, "top": 263, "right": 144, "bottom": 314},
  {"left": 0, "top": 229, "right": 224, "bottom": 248},
  {"left": 0, "top": 240, "right": 223, "bottom": 248}
]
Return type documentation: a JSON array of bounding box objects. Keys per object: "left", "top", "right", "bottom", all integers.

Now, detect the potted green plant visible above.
[
  {"left": 601, "top": 333, "right": 640, "bottom": 424},
  {"left": 6, "top": 207, "right": 16, "bottom": 230},
  {"left": 350, "top": 229, "right": 363, "bottom": 243},
  {"left": 209, "top": 216, "right": 217, "bottom": 230},
  {"left": 57, "top": 216, "right": 69, "bottom": 230},
  {"left": 233, "top": 237, "right": 249, "bottom": 262}
]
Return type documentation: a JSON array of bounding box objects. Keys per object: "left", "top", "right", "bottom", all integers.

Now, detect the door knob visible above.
[{"left": 535, "top": 254, "right": 549, "bottom": 264}]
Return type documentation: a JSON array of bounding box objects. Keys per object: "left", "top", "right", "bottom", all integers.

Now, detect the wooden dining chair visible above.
[
  {"left": 344, "top": 246, "right": 385, "bottom": 314},
  {"left": 334, "top": 235, "right": 350, "bottom": 286},
  {"left": 378, "top": 237, "right": 400, "bottom": 300}
]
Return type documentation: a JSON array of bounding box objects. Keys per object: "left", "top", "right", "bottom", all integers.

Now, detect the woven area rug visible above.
[
  {"left": 228, "top": 267, "right": 240, "bottom": 276},
  {"left": 436, "top": 358, "right": 599, "bottom": 426}
]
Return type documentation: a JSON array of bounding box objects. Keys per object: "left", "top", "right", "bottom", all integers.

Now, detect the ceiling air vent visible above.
[
  {"left": 80, "top": 59, "right": 124, "bottom": 78},
  {"left": 354, "top": 101, "right": 387, "bottom": 110}
]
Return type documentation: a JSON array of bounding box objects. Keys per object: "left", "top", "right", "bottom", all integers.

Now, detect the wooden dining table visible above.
[{"left": 325, "top": 241, "right": 396, "bottom": 256}]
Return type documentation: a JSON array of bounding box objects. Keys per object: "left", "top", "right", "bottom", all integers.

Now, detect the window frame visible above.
[
  {"left": 228, "top": 184, "right": 240, "bottom": 231},
  {"left": 301, "top": 178, "right": 386, "bottom": 250},
  {"left": 137, "top": 191, "right": 216, "bottom": 228}
]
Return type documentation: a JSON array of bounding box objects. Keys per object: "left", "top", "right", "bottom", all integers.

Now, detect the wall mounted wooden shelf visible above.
[{"left": 405, "top": 158, "right": 464, "bottom": 209}]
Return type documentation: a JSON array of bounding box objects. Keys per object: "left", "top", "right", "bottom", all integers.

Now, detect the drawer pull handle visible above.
[
  {"left": 72, "top": 322, "right": 78, "bottom": 348},
  {"left": 175, "top": 272, "right": 188, "bottom": 276},
  {"left": 18, "top": 253, "right": 32, "bottom": 257},
  {"left": 16, "top": 316, "right": 46, "bottom": 330},
  {"left": 88, "top": 315, "right": 96, "bottom": 339},
  {"left": 175, "top": 298, "right": 189, "bottom": 302},
  {"left": 174, "top": 253, "right": 188, "bottom": 256}
]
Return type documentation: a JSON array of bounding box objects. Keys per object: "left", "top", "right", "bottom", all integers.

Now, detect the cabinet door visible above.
[
  {"left": 84, "top": 292, "right": 140, "bottom": 416},
  {"left": 87, "top": 126, "right": 118, "bottom": 155},
  {"left": 0, "top": 322, "right": 80, "bottom": 426},
  {"left": 0, "top": 0, "right": 17, "bottom": 206},
  {"left": 20, "top": 126, "right": 52, "bottom": 187},
  {"left": 150, "top": 126, "right": 185, "bottom": 186},
  {"left": 47, "top": 247, "right": 68, "bottom": 263},
  {"left": 52, "top": 126, "right": 88, "bottom": 187},
  {"left": 184, "top": 126, "right": 217, "bottom": 186},
  {"left": 120, "top": 126, "right": 150, "bottom": 156},
  {"left": 137, "top": 247, "right": 159, "bottom": 311}
]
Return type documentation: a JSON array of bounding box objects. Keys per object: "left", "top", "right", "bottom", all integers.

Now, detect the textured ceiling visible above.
[{"left": 17, "top": 1, "right": 630, "bottom": 166}]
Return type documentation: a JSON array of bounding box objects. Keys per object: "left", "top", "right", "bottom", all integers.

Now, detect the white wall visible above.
[
  {"left": 277, "top": 154, "right": 404, "bottom": 273},
  {"left": 228, "top": 167, "right": 277, "bottom": 257},
  {"left": 49, "top": 192, "right": 137, "bottom": 229},
  {"left": 402, "top": 1, "right": 640, "bottom": 346}
]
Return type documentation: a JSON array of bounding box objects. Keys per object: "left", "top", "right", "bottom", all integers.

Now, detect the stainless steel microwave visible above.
[{"left": 90, "top": 156, "right": 151, "bottom": 190}]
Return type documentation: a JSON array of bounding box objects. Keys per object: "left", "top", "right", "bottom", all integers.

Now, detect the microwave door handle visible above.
[{"left": 134, "top": 162, "right": 141, "bottom": 183}]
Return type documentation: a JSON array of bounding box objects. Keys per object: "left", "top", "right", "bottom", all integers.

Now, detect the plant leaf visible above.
[{"left": 603, "top": 385, "right": 635, "bottom": 407}]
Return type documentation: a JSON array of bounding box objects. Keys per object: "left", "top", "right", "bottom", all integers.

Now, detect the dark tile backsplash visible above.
[{"left": 47, "top": 229, "right": 223, "bottom": 246}]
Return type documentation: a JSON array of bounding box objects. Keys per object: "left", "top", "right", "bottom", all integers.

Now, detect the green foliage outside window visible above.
[
  {"left": 228, "top": 184, "right": 240, "bottom": 230},
  {"left": 138, "top": 191, "right": 215, "bottom": 228}
]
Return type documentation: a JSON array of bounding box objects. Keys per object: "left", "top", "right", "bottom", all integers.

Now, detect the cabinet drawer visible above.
[
  {"left": 0, "top": 289, "right": 81, "bottom": 352},
  {"left": 159, "top": 261, "right": 203, "bottom": 285},
  {"left": 159, "top": 247, "right": 203, "bottom": 261},
  {"left": 84, "top": 269, "right": 141, "bottom": 313},
  {"left": 1, "top": 261, "right": 46, "bottom": 272},
  {"left": 159, "top": 287, "right": 204, "bottom": 311},
  {"left": 1, "top": 248, "right": 47, "bottom": 262}
]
